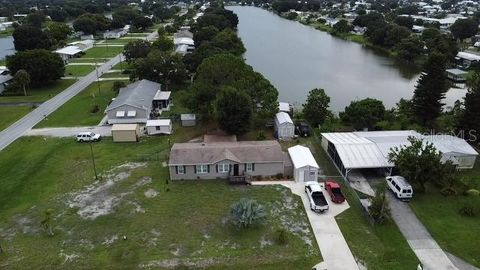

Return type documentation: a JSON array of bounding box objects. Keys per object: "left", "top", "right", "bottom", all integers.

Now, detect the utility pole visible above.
[
  {"left": 89, "top": 141, "right": 98, "bottom": 180},
  {"left": 95, "top": 59, "right": 101, "bottom": 95}
]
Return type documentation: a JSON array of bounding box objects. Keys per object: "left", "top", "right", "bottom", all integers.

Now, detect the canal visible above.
[
  {"left": 0, "top": 36, "right": 15, "bottom": 60},
  {"left": 228, "top": 6, "right": 464, "bottom": 112}
]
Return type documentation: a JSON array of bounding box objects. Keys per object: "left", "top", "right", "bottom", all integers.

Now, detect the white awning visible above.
[
  {"left": 55, "top": 46, "right": 82, "bottom": 56},
  {"left": 127, "top": 111, "right": 137, "bottom": 117},
  {"left": 116, "top": 111, "right": 125, "bottom": 117}
]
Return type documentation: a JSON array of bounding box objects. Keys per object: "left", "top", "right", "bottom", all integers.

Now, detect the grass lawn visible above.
[
  {"left": 84, "top": 47, "right": 124, "bottom": 58},
  {"left": 100, "top": 72, "right": 129, "bottom": 78},
  {"left": 409, "top": 163, "right": 480, "bottom": 268},
  {"left": 36, "top": 80, "right": 128, "bottom": 128},
  {"left": 65, "top": 65, "right": 96, "bottom": 77},
  {"left": 69, "top": 58, "right": 108, "bottom": 63},
  {"left": 0, "top": 28, "right": 14, "bottom": 37},
  {"left": 0, "top": 79, "right": 77, "bottom": 103},
  {"left": 112, "top": 61, "right": 133, "bottom": 71},
  {"left": 0, "top": 135, "right": 320, "bottom": 269},
  {"left": 0, "top": 58, "right": 6, "bottom": 65},
  {"left": 0, "top": 106, "right": 32, "bottom": 131}
]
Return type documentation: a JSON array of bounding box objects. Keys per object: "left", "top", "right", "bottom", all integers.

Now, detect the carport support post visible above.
[{"left": 89, "top": 142, "right": 98, "bottom": 180}]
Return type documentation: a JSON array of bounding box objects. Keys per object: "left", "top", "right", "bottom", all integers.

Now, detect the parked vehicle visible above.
[
  {"left": 386, "top": 176, "right": 413, "bottom": 200},
  {"left": 76, "top": 132, "right": 101, "bottom": 142},
  {"left": 305, "top": 181, "right": 329, "bottom": 213},
  {"left": 325, "top": 180, "right": 345, "bottom": 203},
  {"left": 295, "top": 122, "right": 311, "bottom": 137}
]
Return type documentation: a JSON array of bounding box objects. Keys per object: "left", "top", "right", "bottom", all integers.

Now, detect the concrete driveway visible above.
[
  {"left": 23, "top": 126, "right": 112, "bottom": 138},
  {"left": 252, "top": 181, "right": 359, "bottom": 270},
  {"left": 387, "top": 193, "right": 458, "bottom": 270}
]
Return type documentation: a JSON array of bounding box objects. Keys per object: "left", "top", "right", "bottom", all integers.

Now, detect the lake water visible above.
[
  {"left": 228, "top": 6, "right": 464, "bottom": 112},
  {"left": 0, "top": 36, "right": 15, "bottom": 60}
]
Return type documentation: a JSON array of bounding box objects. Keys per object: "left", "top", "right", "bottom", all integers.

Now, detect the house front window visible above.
[
  {"left": 246, "top": 163, "right": 255, "bottom": 172},
  {"left": 176, "top": 165, "right": 185, "bottom": 174},
  {"left": 217, "top": 163, "right": 229, "bottom": 173},
  {"left": 196, "top": 164, "right": 209, "bottom": 174}
]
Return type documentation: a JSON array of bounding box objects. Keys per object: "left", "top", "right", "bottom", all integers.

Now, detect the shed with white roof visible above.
[{"left": 288, "top": 145, "right": 319, "bottom": 182}]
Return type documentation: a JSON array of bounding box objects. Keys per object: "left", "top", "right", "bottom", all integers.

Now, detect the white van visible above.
[{"left": 386, "top": 176, "right": 413, "bottom": 200}]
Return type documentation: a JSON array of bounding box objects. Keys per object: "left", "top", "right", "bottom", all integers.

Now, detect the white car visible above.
[
  {"left": 305, "top": 181, "right": 329, "bottom": 213},
  {"left": 76, "top": 132, "right": 101, "bottom": 142},
  {"left": 386, "top": 176, "right": 413, "bottom": 200}
]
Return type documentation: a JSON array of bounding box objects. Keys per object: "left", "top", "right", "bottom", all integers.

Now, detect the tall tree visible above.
[
  {"left": 411, "top": 52, "right": 448, "bottom": 127},
  {"left": 388, "top": 136, "right": 449, "bottom": 192},
  {"left": 123, "top": 40, "right": 151, "bottom": 63},
  {"left": 396, "top": 35, "right": 423, "bottom": 62},
  {"left": 12, "top": 25, "right": 52, "bottom": 51},
  {"left": 458, "top": 72, "right": 480, "bottom": 143},
  {"left": 6, "top": 49, "right": 64, "bottom": 87},
  {"left": 332, "top": 20, "right": 353, "bottom": 34},
  {"left": 450, "top": 18, "right": 478, "bottom": 41},
  {"left": 13, "top": 69, "right": 30, "bottom": 96},
  {"left": 340, "top": 98, "right": 385, "bottom": 130},
  {"left": 302, "top": 88, "right": 331, "bottom": 127},
  {"left": 215, "top": 87, "right": 252, "bottom": 135},
  {"left": 47, "top": 22, "right": 73, "bottom": 42},
  {"left": 25, "top": 12, "right": 46, "bottom": 28}
]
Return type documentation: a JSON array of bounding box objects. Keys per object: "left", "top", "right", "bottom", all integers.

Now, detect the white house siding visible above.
[{"left": 293, "top": 165, "right": 318, "bottom": 182}]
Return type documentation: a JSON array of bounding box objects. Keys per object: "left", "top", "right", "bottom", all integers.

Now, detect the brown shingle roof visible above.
[{"left": 169, "top": 141, "right": 284, "bottom": 165}]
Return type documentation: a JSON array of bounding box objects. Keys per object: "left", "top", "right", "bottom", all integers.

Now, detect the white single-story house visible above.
[
  {"left": 174, "top": 37, "right": 195, "bottom": 55},
  {"left": 181, "top": 114, "right": 196, "bottom": 126},
  {"left": 321, "top": 130, "right": 478, "bottom": 177},
  {"left": 446, "top": 68, "right": 468, "bottom": 82},
  {"left": 103, "top": 28, "right": 127, "bottom": 39},
  {"left": 274, "top": 112, "right": 295, "bottom": 140},
  {"left": 81, "top": 34, "right": 94, "bottom": 40},
  {"left": 456, "top": 51, "right": 480, "bottom": 68},
  {"left": 68, "top": 40, "right": 94, "bottom": 52},
  {"left": 55, "top": 46, "right": 83, "bottom": 63},
  {"left": 146, "top": 119, "right": 173, "bottom": 135},
  {"left": 288, "top": 145, "right": 319, "bottom": 182},
  {"left": 106, "top": 79, "right": 162, "bottom": 124}
]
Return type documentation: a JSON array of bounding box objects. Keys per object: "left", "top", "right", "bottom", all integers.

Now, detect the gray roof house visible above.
[
  {"left": 106, "top": 79, "right": 162, "bottom": 124},
  {"left": 168, "top": 140, "right": 291, "bottom": 182}
]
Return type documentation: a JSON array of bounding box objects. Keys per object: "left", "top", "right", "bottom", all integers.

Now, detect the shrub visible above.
[
  {"left": 229, "top": 198, "right": 266, "bottom": 228},
  {"left": 256, "top": 131, "right": 266, "bottom": 141},
  {"left": 368, "top": 190, "right": 390, "bottom": 225},
  {"left": 274, "top": 228, "right": 289, "bottom": 245},
  {"left": 275, "top": 173, "right": 284, "bottom": 179},
  {"left": 317, "top": 18, "right": 326, "bottom": 24},
  {"left": 459, "top": 205, "right": 475, "bottom": 217},
  {"left": 465, "top": 189, "right": 480, "bottom": 196},
  {"left": 440, "top": 187, "right": 457, "bottom": 197},
  {"left": 90, "top": 104, "right": 99, "bottom": 113}
]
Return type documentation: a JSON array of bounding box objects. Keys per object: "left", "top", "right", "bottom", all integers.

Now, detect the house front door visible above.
[{"left": 233, "top": 164, "right": 239, "bottom": 176}]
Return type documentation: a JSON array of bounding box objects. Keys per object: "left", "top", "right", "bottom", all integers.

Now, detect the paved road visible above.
[
  {"left": 252, "top": 181, "right": 359, "bottom": 270},
  {"left": 387, "top": 193, "right": 458, "bottom": 270},
  {"left": 24, "top": 126, "right": 113, "bottom": 138},
  {"left": 0, "top": 56, "right": 121, "bottom": 151}
]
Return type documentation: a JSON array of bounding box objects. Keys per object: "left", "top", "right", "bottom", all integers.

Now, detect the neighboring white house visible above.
[
  {"left": 288, "top": 145, "right": 319, "bottom": 182},
  {"left": 55, "top": 46, "right": 83, "bottom": 63},
  {"left": 274, "top": 112, "right": 295, "bottom": 140},
  {"left": 146, "top": 119, "right": 173, "bottom": 135},
  {"left": 103, "top": 28, "right": 127, "bottom": 39},
  {"left": 68, "top": 40, "right": 94, "bottom": 52},
  {"left": 173, "top": 37, "right": 194, "bottom": 55},
  {"left": 106, "top": 79, "right": 162, "bottom": 124}
]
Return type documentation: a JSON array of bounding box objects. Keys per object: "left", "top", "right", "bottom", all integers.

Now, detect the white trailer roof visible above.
[
  {"left": 275, "top": 112, "right": 293, "bottom": 124},
  {"left": 146, "top": 119, "right": 171, "bottom": 126},
  {"left": 55, "top": 46, "right": 82, "bottom": 55},
  {"left": 457, "top": 51, "right": 480, "bottom": 61},
  {"left": 288, "top": 145, "right": 319, "bottom": 169},
  {"left": 278, "top": 102, "right": 290, "bottom": 112},
  {"left": 424, "top": 134, "right": 478, "bottom": 155}
]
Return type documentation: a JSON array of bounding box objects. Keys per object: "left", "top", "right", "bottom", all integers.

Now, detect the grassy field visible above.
[
  {"left": 36, "top": 80, "right": 128, "bottom": 128},
  {"left": 0, "top": 80, "right": 77, "bottom": 103},
  {"left": 69, "top": 58, "right": 108, "bottom": 63},
  {"left": 100, "top": 71, "right": 129, "bottom": 78},
  {"left": 0, "top": 135, "right": 320, "bottom": 269},
  {"left": 0, "top": 106, "right": 32, "bottom": 131},
  {"left": 409, "top": 164, "right": 480, "bottom": 268},
  {"left": 84, "top": 47, "right": 124, "bottom": 58},
  {"left": 0, "top": 28, "right": 14, "bottom": 37},
  {"left": 65, "top": 65, "right": 96, "bottom": 77}
]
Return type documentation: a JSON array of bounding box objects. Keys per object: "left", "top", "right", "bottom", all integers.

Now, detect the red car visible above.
[{"left": 325, "top": 180, "right": 345, "bottom": 203}]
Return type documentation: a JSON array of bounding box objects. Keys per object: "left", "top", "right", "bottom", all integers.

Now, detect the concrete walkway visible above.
[
  {"left": 252, "top": 181, "right": 359, "bottom": 270},
  {"left": 387, "top": 193, "right": 458, "bottom": 270},
  {"left": 24, "top": 126, "right": 112, "bottom": 137}
]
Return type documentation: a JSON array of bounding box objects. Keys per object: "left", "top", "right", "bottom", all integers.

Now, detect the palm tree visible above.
[
  {"left": 229, "top": 198, "right": 266, "bottom": 228},
  {"left": 14, "top": 69, "right": 30, "bottom": 97}
]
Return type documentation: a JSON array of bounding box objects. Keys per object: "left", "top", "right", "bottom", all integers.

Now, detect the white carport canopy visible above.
[
  {"left": 55, "top": 46, "right": 82, "bottom": 56},
  {"left": 288, "top": 145, "right": 319, "bottom": 169}
]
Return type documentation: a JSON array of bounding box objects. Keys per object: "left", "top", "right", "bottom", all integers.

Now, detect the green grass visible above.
[
  {"left": 0, "top": 106, "right": 32, "bottom": 131},
  {"left": 36, "top": 80, "right": 128, "bottom": 128},
  {"left": 0, "top": 79, "right": 77, "bottom": 103},
  {"left": 100, "top": 72, "right": 129, "bottom": 78},
  {"left": 0, "top": 27, "right": 14, "bottom": 37},
  {"left": 0, "top": 135, "right": 320, "bottom": 269},
  {"left": 69, "top": 58, "right": 108, "bottom": 63},
  {"left": 65, "top": 65, "right": 96, "bottom": 77},
  {"left": 112, "top": 61, "right": 133, "bottom": 71},
  {"left": 408, "top": 162, "right": 480, "bottom": 268},
  {"left": 0, "top": 58, "right": 6, "bottom": 65},
  {"left": 83, "top": 47, "right": 124, "bottom": 58}
]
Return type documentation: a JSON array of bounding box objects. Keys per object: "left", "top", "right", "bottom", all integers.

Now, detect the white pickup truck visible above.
[{"left": 305, "top": 182, "right": 329, "bottom": 213}]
